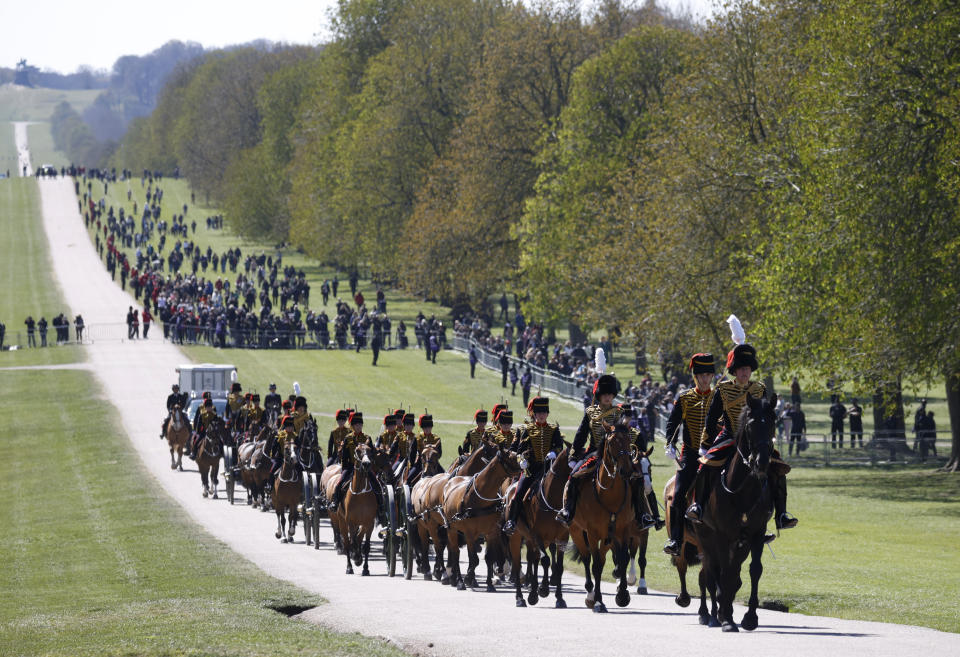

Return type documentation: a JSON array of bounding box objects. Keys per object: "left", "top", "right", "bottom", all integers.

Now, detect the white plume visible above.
[
  {"left": 727, "top": 314, "right": 746, "bottom": 346},
  {"left": 230, "top": 369, "right": 238, "bottom": 383},
  {"left": 595, "top": 347, "right": 606, "bottom": 374},
  {"left": 293, "top": 381, "right": 301, "bottom": 395}
]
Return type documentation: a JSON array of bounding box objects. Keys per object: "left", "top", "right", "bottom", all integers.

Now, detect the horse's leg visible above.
[
  {"left": 636, "top": 531, "right": 649, "bottom": 595},
  {"left": 176, "top": 445, "right": 183, "bottom": 471},
  {"left": 211, "top": 464, "right": 219, "bottom": 499},
  {"left": 741, "top": 537, "right": 764, "bottom": 631},
  {"left": 361, "top": 525, "right": 372, "bottom": 576},
  {"left": 344, "top": 526, "right": 354, "bottom": 574},
  {"left": 511, "top": 534, "right": 526, "bottom": 606},
  {"left": 200, "top": 466, "right": 209, "bottom": 497},
  {"left": 591, "top": 545, "right": 607, "bottom": 613},
  {"left": 465, "top": 534, "right": 479, "bottom": 589},
  {"left": 717, "top": 560, "right": 739, "bottom": 632},
  {"left": 289, "top": 506, "right": 298, "bottom": 541},
  {"left": 275, "top": 505, "right": 285, "bottom": 541},
  {"left": 614, "top": 541, "right": 631, "bottom": 608},
  {"left": 417, "top": 525, "right": 432, "bottom": 579},
  {"left": 537, "top": 551, "right": 550, "bottom": 600},
  {"left": 482, "top": 534, "right": 498, "bottom": 592},
  {"left": 675, "top": 551, "right": 691, "bottom": 607},
  {"left": 526, "top": 545, "right": 540, "bottom": 605},
  {"left": 170, "top": 445, "right": 176, "bottom": 469},
  {"left": 448, "top": 532, "right": 464, "bottom": 590}
]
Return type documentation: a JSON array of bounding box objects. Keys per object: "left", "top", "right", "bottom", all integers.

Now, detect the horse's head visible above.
[
  {"left": 421, "top": 445, "right": 443, "bottom": 476},
  {"left": 603, "top": 422, "right": 635, "bottom": 477},
  {"left": 495, "top": 446, "right": 523, "bottom": 479},
  {"left": 283, "top": 439, "right": 298, "bottom": 465},
  {"left": 355, "top": 444, "right": 372, "bottom": 472},
  {"left": 740, "top": 392, "right": 776, "bottom": 480}
]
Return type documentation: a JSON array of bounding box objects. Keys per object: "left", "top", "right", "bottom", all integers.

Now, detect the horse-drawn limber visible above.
[{"left": 159, "top": 390, "right": 782, "bottom": 630}]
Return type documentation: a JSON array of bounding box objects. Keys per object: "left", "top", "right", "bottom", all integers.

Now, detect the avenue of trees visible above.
[{"left": 108, "top": 0, "right": 960, "bottom": 469}]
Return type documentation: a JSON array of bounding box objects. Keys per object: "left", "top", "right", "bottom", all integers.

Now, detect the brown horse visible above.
[
  {"left": 196, "top": 416, "right": 226, "bottom": 499},
  {"left": 165, "top": 404, "right": 190, "bottom": 471},
  {"left": 238, "top": 425, "right": 272, "bottom": 509},
  {"left": 447, "top": 439, "right": 498, "bottom": 476},
  {"left": 506, "top": 446, "right": 571, "bottom": 608},
  {"left": 568, "top": 424, "right": 635, "bottom": 613},
  {"left": 663, "top": 474, "right": 717, "bottom": 625},
  {"left": 320, "top": 462, "right": 344, "bottom": 552},
  {"left": 331, "top": 444, "right": 379, "bottom": 575},
  {"left": 272, "top": 439, "right": 303, "bottom": 543},
  {"left": 690, "top": 392, "right": 776, "bottom": 632},
  {"left": 442, "top": 447, "right": 522, "bottom": 591}
]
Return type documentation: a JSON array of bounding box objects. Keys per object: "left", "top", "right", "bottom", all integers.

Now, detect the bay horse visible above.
[
  {"left": 196, "top": 415, "right": 226, "bottom": 499},
  {"left": 296, "top": 419, "right": 324, "bottom": 546},
  {"left": 331, "top": 444, "right": 379, "bottom": 575},
  {"left": 238, "top": 425, "right": 272, "bottom": 509},
  {"left": 442, "top": 447, "right": 522, "bottom": 591},
  {"left": 320, "top": 462, "right": 344, "bottom": 553},
  {"left": 165, "top": 404, "right": 190, "bottom": 471},
  {"left": 568, "top": 423, "right": 635, "bottom": 613},
  {"left": 664, "top": 474, "right": 717, "bottom": 626},
  {"left": 692, "top": 391, "right": 776, "bottom": 632},
  {"left": 506, "top": 446, "right": 571, "bottom": 608},
  {"left": 273, "top": 439, "right": 303, "bottom": 543}
]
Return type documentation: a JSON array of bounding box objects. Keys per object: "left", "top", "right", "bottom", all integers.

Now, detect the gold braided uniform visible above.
[
  {"left": 246, "top": 405, "right": 264, "bottom": 429},
  {"left": 390, "top": 431, "right": 412, "bottom": 459},
  {"left": 328, "top": 425, "right": 351, "bottom": 460},
  {"left": 341, "top": 431, "right": 372, "bottom": 466},
  {"left": 463, "top": 428, "right": 486, "bottom": 453},
  {"left": 516, "top": 422, "right": 562, "bottom": 464},
  {"left": 487, "top": 427, "right": 515, "bottom": 448},
  {"left": 293, "top": 410, "right": 311, "bottom": 436},
  {"left": 573, "top": 404, "right": 623, "bottom": 456},
  {"left": 702, "top": 380, "right": 766, "bottom": 446},
  {"left": 197, "top": 406, "right": 218, "bottom": 433},
  {"left": 666, "top": 388, "right": 714, "bottom": 454},
  {"left": 414, "top": 432, "right": 442, "bottom": 453}
]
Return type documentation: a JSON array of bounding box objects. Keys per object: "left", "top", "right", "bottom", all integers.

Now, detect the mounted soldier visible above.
[
  {"left": 461, "top": 409, "right": 488, "bottom": 454},
  {"left": 244, "top": 393, "right": 266, "bottom": 436},
  {"left": 406, "top": 414, "right": 442, "bottom": 484},
  {"left": 189, "top": 397, "right": 218, "bottom": 460},
  {"left": 328, "top": 411, "right": 375, "bottom": 511},
  {"left": 663, "top": 353, "right": 716, "bottom": 556},
  {"left": 292, "top": 393, "right": 314, "bottom": 438},
  {"left": 267, "top": 415, "right": 299, "bottom": 490},
  {"left": 557, "top": 373, "right": 623, "bottom": 526},
  {"left": 686, "top": 316, "right": 798, "bottom": 538},
  {"left": 263, "top": 383, "right": 282, "bottom": 425},
  {"left": 484, "top": 404, "right": 508, "bottom": 443},
  {"left": 225, "top": 381, "right": 244, "bottom": 433},
  {"left": 503, "top": 397, "right": 563, "bottom": 536},
  {"left": 618, "top": 403, "right": 660, "bottom": 532},
  {"left": 489, "top": 408, "right": 516, "bottom": 448},
  {"left": 327, "top": 408, "right": 352, "bottom": 465},
  {"left": 376, "top": 413, "right": 402, "bottom": 458},
  {"left": 160, "top": 383, "right": 189, "bottom": 439}
]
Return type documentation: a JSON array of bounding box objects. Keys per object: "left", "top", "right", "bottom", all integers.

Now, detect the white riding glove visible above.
[
  {"left": 665, "top": 444, "right": 677, "bottom": 461},
  {"left": 546, "top": 451, "right": 556, "bottom": 461},
  {"left": 698, "top": 446, "right": 708, "bottom": 457}
]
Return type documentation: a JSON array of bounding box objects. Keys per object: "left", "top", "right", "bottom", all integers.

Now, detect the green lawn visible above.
[
  {"left": 0, "top": 369, "right": 405, "bottom": 657},
  {"left": 0, "top": 177, "right": 81, "bottom": 366},
  {"left": 27, "top": 122, "right": 70, "bottom": 169},
  {"left": 0, "top": 86, "right": 101, "bottom": 122},
  {"left": 1, "top": 122, "right": 16, "bottom": 177}
]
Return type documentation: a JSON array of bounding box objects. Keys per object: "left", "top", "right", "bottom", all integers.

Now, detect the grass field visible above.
[
  {"left": 0, "top": 368, "right": 405, "bottom": 657},
  {"left": 0, "top": 177, "right": 81, "bottom": 366},
  {"left": 1, "top": 122, "right": 16, "bottom": 177},
  {"left": 0, "top": 85, "right": 101, "bottom": 122},
  {"left": 27, "top": 122, "right": 69, "bottom": 169}
]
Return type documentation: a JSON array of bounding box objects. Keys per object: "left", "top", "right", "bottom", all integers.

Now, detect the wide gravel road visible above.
[{"left": 23, "top": 126, "right": 956, "bottom": 657}]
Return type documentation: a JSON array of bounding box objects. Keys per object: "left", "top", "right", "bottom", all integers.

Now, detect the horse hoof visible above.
[
  {"left": 281, "top": 537, "right": 288, "bottom": 544},
  {"left": 722, "top": 622, "right": 739, "bottom": 633},
  {"left": 676, "top": 593, "right": 691, "bottom": 608},
  {"left": 584, "top": 581, "right": 594, "bottom": 593},
  {"left": 346, "top": 567, "right": 353, "bottom": 575},
  {"left": 741, "top": 612, "right": 758, "bottom": 631},
  {"left": 424, "top": 573, "right": 432, "bottom": 581},
  {"left": 440, "top": 575, "right": 450, "bottom": 586},
  {"left": 709, "top": 616, "right": 721, "bottom": 628},
  {"left": 486, "top": 584, "right": 496, "bottom": 593},
  {"left": 178, "top": 464, "right": 183, "bottom": 471},
  {"left": 170, "top": 463, "right": 177, "bottom": 470},
  {"left": 555, "top": 598, "right": 567, "bottom": 609},
  {"left": 615, "top": 590, "right": 630, "bottom": 608},
  {"left": 202, "top": 490, "right": 208, "bottom": 498},
  {"left": 456, "top": 580, "right": 466, "bottom": 591},
  {"left": 527, "top": 591, "right": 539, "bottom": 606},
  {"left": 538, "top": 583, "right": 549, "bottom": 598},
  {"left": 516, "top": 598, "right": 526, "bottom": 608},
  {"left": 361, "top": 569, "right": 370, "bottom": 577},
  {"left": 637, "top": 585, "right": 648, "bottom": 595},
  {"left": 699, "top": 613, "right": 711, "bottom": 626},
  {"left": 593, "top": 602, "right": 608, "bottom": 614},
  {"left": 626, "top": 574, "right": 637, "bottom": 586},
  {"left": 212, "top": 492, "right": 218, "bottom": 499},
  {"left": 612, "top": 567, "right": 622, "bottom": 579},
  {"left": 585, "top": 596, "right": 595, "bottom": 609},
  {"left": 275, "top": 532, "right": 282, "bottom": 539}
]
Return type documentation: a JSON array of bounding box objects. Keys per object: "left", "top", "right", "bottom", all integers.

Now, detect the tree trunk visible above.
[
  {"left": 568, "top": 322, "right": 586, "bottom": 346},
  {"left": 941, "top": 372, "right": 960, "bottom": 473}
]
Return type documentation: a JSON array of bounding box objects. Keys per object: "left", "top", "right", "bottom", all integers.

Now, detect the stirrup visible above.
[
  {"left": 776, "top": 512, "right": 798, "bottom": 529},
  {"left": 653, "top": 517, "right": 665, "bottom": 531},
  {"left": 502, "top": 520, "right": 517, "bottom": 536},
  {"left": 764, "top": 532, "right": 777, "bottom": 544},
  {"left": 663, "top": 539, "right": 681, "bottom": 556},
  {"left": 685, "top": 503, "right": 702, "bottom": 523},
  {"left": 637, "top": 513, "right": 656, "bottom": 530}
]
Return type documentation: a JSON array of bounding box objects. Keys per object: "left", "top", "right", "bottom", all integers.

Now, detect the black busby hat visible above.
[
  {"left": 203, "top": 398, "right": 213, "bottom": 408},
  {"left": 384, "top": 414, "right": 398, "bottom": 426},
  {"left": 491, "top": 403, "right": 508, "bottom": 423},
  {"left": 689, "top": 353, "right": 716, "bottom": 375},
  {"left": 252, "top": 393, "right": 260, "bottom": 402},
  {"left": 529, "top": 396, "right": 549, "bottom": 414},
  {"left": 726, "top": 344, "right": 759, "bottom": 373},
  {"left": 593, "top": 374, "right": 619, "bottom": 398},
  {"left": 474, "top": 409, "right": 488, "bottom": 423},
  {"left": 269, "top": 383, "right": 277, "bottom": 390},
  {"left": 335, "top": 409, "right": 350, "bottom": 421},
  {"left": 294, "top": 396, "right": 307, "bottom": 409},
  {"left": 202, "top": 391, "right": 212, "bottom": 400},
  {"left": 497, "top": 409, "right": 514, "bottom": 424},
  {"left": 402, "top": 413, "right": 416, "bottom": 426},
  {"left": 231, "top": 382, "right": 242, "bottom": 393},
  {"left": 349, "top": 411, "right": 363, "bottom": 425},
  {"left": 419, "top": 414, "right": 434, "bottom": 428}
]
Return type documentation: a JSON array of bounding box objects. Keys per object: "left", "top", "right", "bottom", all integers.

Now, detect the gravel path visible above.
[{"left": 22, "top": 129, "right": 956, "bottom": 655}]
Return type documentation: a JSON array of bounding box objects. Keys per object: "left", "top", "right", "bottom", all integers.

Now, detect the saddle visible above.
[{"left": 571, "top": 455, "right": 599, "bottom": 479}]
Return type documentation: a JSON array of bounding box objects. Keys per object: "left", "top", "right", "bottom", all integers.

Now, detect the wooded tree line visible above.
[{"left": 109, "top": 0, "right": 960, "bottom": 468}]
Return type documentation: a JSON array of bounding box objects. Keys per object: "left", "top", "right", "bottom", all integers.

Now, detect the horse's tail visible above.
[{"left": 682, "top": 542, "right": 701, "bottom": 566}]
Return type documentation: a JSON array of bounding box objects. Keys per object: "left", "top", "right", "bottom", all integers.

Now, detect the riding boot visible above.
[
  {"left": 329, "top": 482, "right": 344, "bottom": 511},
  {"left": 647, "top": 491, "right": 664, "bottom": 530},
  {"left": 664, "top": 501, "right": 685, "bottom": 555},
  {"left": 632, "top": 480, "right": 654, "bottom": 529},
  {"left": 685, "top": 468, "right": 706, "bottom": 523},
  {"left": 556, "top": 479, "right": 579, "bottom": 527},
  {"left": 772, "top": 471, "right": 798, "bottom": 530}
]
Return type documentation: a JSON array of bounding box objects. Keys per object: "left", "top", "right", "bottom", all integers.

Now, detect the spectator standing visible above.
[
  {"left": 24, "top": 316, "right": 36, "bottom": 347},
  {"left": 349, "top": 270, "right": 359, "bottom": 297},
  {"left": 38, "top": 316, "right": 48, "bottom": 347},
  {"left": 428, "top": 332, "right": 438, "bottom": 364},
  {"left": 499, "top": 293, "right": 508, "bottom": 320},
  {"left": 829, "top": 395, "right": 847, "bottom": 448},
  {"left": 848, "top": 399, "right": 863, "bottom": 448},
  {"left": 331, "top": 275, "right": 339, "bottom": 297},
  {"left": 500, "top": 350, "right": 509, "bottom": 388},
  {"left": 321, "top": 280, "right": 330, "bottom": 305},
  {"left": 923, "top": 412, "right": 937, "bottom": 459},
  {"left": 132, "top": 309, "right": 140, "bottom": 339},
  {"left": 126, "top": 306, "right": 135, "bottom": 339},
  {"left": 788, "top": 402, "right": 806, "bottom": 456},
  {"left": 142, "top": 308, "right": 153, "bottom": 339},
  {"left": 790, "top": 376, "right": 802, "bottom": 405},
  {"left": 371, "top": 330, "right": 381, "bottom": 366},
  {"left": 0, "top": 320, "right": 4, "bottom": 350},
  {"left": 469, "top": 346, "right": 478, "bottom": 378},
  {"left": 509, "top": 363, "right": 519, "bottom": 395},
  {"left": 912, "top": 398, "right": 928, "bottom": 452},
  {"left": 781, "top": 402, "right": 794, "bottom": 447}
]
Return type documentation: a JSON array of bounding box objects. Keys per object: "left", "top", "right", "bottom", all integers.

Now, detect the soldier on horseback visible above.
[
  {"left": 263, "top": 383, "right": 282, "bottom": 424},
  {"left": 484, "top": 404, "right": 508, "bottom": 443},
  {"left": 189, "top": 397, "right": 218, "bottom": 459},
  {"left": 503, "top": 397, "right": 563, "bottom": 536},
  {"left": 225, "top": 382, "right": 244, "bottom": 432},
  {"left": 267, "top": 415, "right": 298, "bottom": 489},
  {"left": 488, "top": 408, "right": 515, "bottom": 448},
  {"left": 618, "top": 404, "right": 661, "bottom": 532},
  {"left": 406, "top": 415, "right": 442, "bottom": 485},
  {"left": 292, "top": 396, "right": 314, "bottom": 437},
  {"left": 327, "top": 409, "right": 352, "bottom": 464},
  {"left": 376, "top": 413, "right": 402, "bottom": 456},
  {"left": 462, "top": 409, "right": 489, "bottom": 454},
  {"left": 244, "top": 394, "right": 265, "bottom": 435},
  {"left": 685, "top": 330, "right": 798, "bottom": 536},
  {"left": 160, "top": 383, "right": 188, "bottom": 439},
  {"left": 328, "top": 411, "right": 375, "bottom": 511},
  {"left": 663, "top": 353, "right": 716, "bottom": 556},
  {"left": 557, "top": 374, "right": 622, "bottom": 526}
]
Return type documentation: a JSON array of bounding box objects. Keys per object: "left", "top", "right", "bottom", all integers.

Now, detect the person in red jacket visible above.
[{"left": 141, "top": 308, "right": 153, "bottom": 339}]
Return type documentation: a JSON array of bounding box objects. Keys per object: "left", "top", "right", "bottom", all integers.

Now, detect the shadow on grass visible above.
[{"left": 791, "top": 468, "right": 960, "bottom": 511}]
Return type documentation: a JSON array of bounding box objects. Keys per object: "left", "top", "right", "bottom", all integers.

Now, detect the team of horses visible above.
[{"left": 160, "top": 391, "right": 779, "bottom": 629}]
